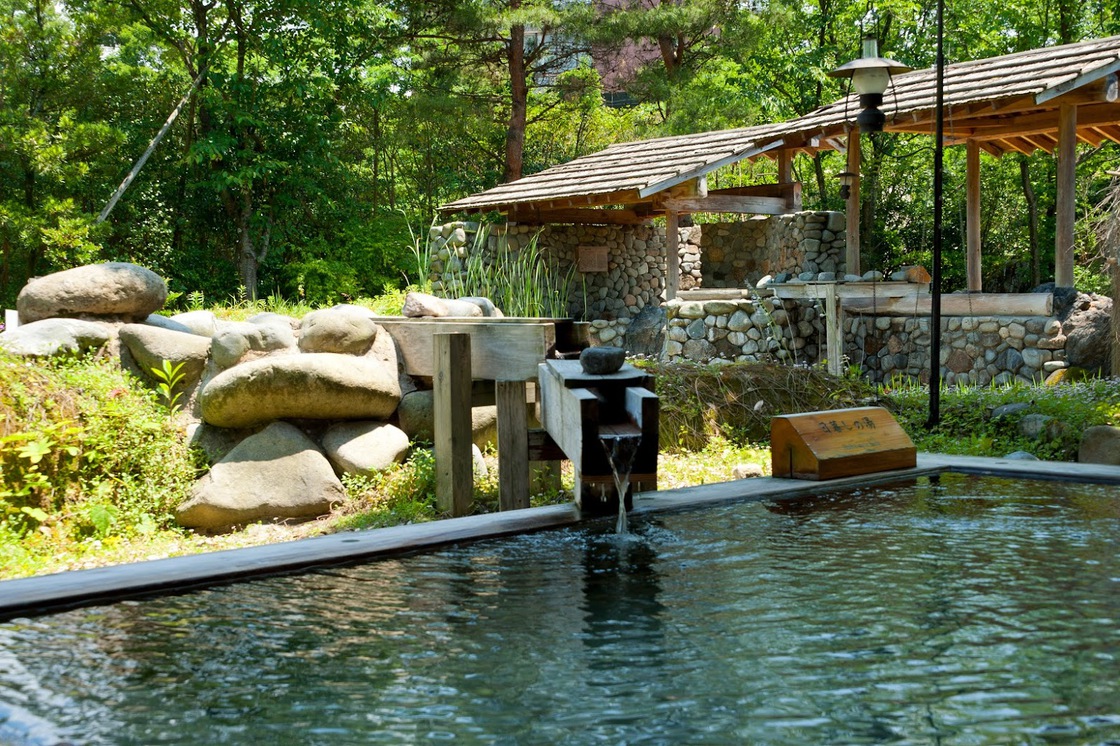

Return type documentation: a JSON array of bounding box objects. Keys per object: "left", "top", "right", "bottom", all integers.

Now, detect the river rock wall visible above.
[{"left": 429, "top": 212, "right": 845, "bottom": 346}]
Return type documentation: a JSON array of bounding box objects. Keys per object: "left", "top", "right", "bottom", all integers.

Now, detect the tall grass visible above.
[{"left": 438, "top": 226, "right": 585, "bottom": 319}]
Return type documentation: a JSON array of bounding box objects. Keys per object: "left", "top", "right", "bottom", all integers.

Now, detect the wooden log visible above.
[
  {"left": 844, "top": 292, "right": 1053, "bottom": 317},
  {"left": 661, "top": 195, "right": 788, "bottom": 215},
  {"left": 771, "top": 407, "right": 916, "bottom": 480},
  {"left": 966, "top": 139, "right": 983, "bottom": 292},
  {"left": 434, "top": 334, "right": 473, "bottom": 517},
  {"left": 497, "top": 380, "right": 530, "bottom": 511}
]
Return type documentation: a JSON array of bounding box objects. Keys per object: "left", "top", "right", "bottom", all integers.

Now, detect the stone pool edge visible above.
[{"left": 2, "top": 453, "right": 1119, "bottom": 621}]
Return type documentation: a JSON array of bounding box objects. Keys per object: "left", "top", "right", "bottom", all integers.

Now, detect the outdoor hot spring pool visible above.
[{"left": 2, "top": 474, "right": 1119, "bottom": 745}]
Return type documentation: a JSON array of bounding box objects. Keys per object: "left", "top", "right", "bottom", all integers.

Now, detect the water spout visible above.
[{"left": 600, "top": 432, "right": 642, "bottom": 533}]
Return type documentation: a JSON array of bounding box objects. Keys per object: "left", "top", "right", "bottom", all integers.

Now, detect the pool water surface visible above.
[{"left": 1, "top": 474, "right": 1119, "bottom": 745}]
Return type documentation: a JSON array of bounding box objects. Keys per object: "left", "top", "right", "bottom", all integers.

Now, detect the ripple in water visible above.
[{"left": 1, "top": 475, "right": 1118, "bottom": 745}]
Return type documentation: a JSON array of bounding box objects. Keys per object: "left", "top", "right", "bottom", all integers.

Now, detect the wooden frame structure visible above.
[{"left": 441, "top": 35, "right": 1120, "bottom": 296}]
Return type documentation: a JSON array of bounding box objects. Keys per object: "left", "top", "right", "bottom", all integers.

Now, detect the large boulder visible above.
[
  {"left": 402, "top": 292, "right": 483, "bottom": 318},
  {"left": 396, "top": 389, "right": 497, "bottom": 448},
  {"left": 456, "top": 297, "right": 504, "bottom": 317},
  {"left": 624, "top": 305, "right": 666, "bottom": 358},
  {"left": 0, "top": 318, "right": 113, "bottom": 357},
  {"left": 199, "top": 353, "right": 402, "bottom": 428},
  {"left": 322, "top": 421, "right": 410, "bottom": 476},
  {"left": 1062, "top": 293, "right": 1112, "bottom": 375},
  {"left": 177, "top": 422, "right": 344, "bottom": 532},
  {"left": 1079, "top": 425, "right": 1120, "bottom": 465},
  {"left": 211, "top": 317, "right": 297, "bottom": 369},
  {"left": 298, "top": 306, "right": 381, "bottom": 355},
  {"left": 170, "top": 310, "right": 218, "bottom": 337},
  {"left": 16, "top": 262, "right": 167, "bottom": 323},
  {"left": 119, "top": 323, "right": 212, "bottom": 390}
]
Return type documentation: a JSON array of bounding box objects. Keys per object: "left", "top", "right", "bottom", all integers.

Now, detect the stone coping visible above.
[{"left": 1, "top": 453, "right": 1118, "bottom": 622}]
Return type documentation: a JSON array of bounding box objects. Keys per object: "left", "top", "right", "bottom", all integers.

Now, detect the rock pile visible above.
[{"left": 1, "top": 262, "right": 505, "bottom": 533}]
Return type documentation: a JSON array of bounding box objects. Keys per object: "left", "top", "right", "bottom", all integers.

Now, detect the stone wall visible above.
[
  {"left": 846, "top": 314, "right": 1067, "bottom": 385},
  {"left": 428, "top": 211, "right": 845, "bottom": 325},
  {"left": 663, "top": 293, "right": 825, "bottom": 365},
  {"left": 660, "top": 299, "right": 1074, "bottom": 381},
  {"left": 700, "top": 212, "right": 847, "bottom": 288}
]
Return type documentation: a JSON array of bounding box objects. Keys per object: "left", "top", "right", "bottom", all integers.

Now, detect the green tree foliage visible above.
[{"left": 0, "top": 0, "right": 1117, "bottom": 307}]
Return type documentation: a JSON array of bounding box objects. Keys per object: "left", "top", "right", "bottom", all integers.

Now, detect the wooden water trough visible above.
[{"left": 376, "top": 317, "right": 589, "bottom": 517}]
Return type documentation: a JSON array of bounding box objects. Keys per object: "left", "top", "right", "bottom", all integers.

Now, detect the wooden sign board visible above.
[
  {"left": 578, "top": 245, "right": 609, "bottom": 273},
  {"left": 770, "top": 406, "right": 916, "bottom": 480}
]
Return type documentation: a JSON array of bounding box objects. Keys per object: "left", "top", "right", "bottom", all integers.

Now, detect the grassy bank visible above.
[{"left": 2, "top": 350, "right": 1117, "bottom": 580}]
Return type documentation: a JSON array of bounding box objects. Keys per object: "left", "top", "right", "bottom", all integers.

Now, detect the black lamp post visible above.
[{"left": 828, "top": 36, "right": 912, "bottom": 133}]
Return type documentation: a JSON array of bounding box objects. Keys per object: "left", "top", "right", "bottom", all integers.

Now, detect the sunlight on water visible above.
[{"left": 1, "top": 475, "right": 1118, "bottom": 745}]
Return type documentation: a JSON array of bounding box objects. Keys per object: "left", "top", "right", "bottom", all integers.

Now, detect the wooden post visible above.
[
  {"left": 823, "top": 283, "right": 843, "bottom": 376},
  {"left": 845, "top": 130, "right": 861, "bottom": 277},
  {"left": 1055, "top": 104, "right": 1077, "bottom": 288},
  {"left": 434, "top": 333, "right": 473, "bottom": 517},
  {"left": 665, "top": 210, "right": 680, "bottom": 300},
  {"left": 966, "top": 139, "right": 982, "bottom": 292},
  {"left": 778, "top": 150, "right": 793, "bottom": 184},
  {"left": 496, "top": 379, "right": 530, "bottom": 511}
]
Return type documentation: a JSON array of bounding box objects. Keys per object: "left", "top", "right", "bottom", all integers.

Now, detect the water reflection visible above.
[{"left": 0, "top": 478, "right": 1118, "bottom": 744}]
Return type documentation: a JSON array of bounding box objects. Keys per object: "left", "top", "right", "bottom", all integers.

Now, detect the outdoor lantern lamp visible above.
[
  {"left": 837, "top": 171, "right": 857, "bottom": 200},
  {"left": 829, "top": 36, "right": 912, "bottom": 132}
]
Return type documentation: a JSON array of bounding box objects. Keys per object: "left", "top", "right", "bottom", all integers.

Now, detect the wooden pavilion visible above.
[{"left": 442, "top": 35, "right": 1120, "bottom": 298}]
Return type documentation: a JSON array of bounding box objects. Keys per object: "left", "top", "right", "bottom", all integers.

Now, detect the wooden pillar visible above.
[
  {"left": 845, "top": 130, "right": 862, "bottom": 277},
  {"left": 1055, "top": 103, "right": 1077, "bottom": 288},
  {"left": 1113, "top": 260, "right": 1120, "bottom": 376},
  {"left": 966, "top": 139, "right": 982, "bottom": 292},
  {"left": 823, "top": 283, "right": 843, "bottom": 376},
  {"left": 778, "top": 150, "right": 793, "bottom": 184},
  {"left": 434, "top": 333, "right": 473, "bottom": 517},
  {"left": 665, "top": 210, "right": 680, "bottom": 300},
  {"left": 496, "top": 379, "right": 530, "bottom": 511}
]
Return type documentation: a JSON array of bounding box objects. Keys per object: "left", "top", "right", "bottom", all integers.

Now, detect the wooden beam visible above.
[
  {"left": 638, "top": 139, "right": 784, "bottom": 198},
  {"left": 704, "top": 184, "right": 792, "bottom": 199},
  {"left": 497, "top": 380, "right": 530, "bottom": 511},
  {"left": 943, "top": 102, "right": 1120, "bottom": 141},
  {"left": 666, "top": 210, "right": 680, "bottom": 300},
  {"left": 966, "top": 140, "right": 982, "bottom": 292},
  {"left": 846, "top": 129, "right": 861, "bottom": 277},
  {"left": 1056, "top": 103, "right": 1076, "bottom": 288},
  {"left": 661, "top": 195, "right": 788, "bottom": 214},
  {"left": 506, "top": 207, "right": 650, "bottom": 225},
  {"left": 1036, "top": 58, "right": 1120, "bottom": 103},
  {"left": 434, "top": 333, "right": 473, "bottom": 517}
]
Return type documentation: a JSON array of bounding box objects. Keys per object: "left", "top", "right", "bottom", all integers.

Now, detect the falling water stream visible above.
[{"left": 600, "top": 433, "right": 642, "bottom": 533}]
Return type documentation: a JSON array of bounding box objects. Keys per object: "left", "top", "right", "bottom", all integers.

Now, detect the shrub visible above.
[
  {"left": 637, "top": 360, "right": 879, "bottom": 451},
  {"left": 0, "top": 351, "right": 197, "bottom": 547},
  {"left": 882, "top": 378, "right": 1120, "bottom": 460}
]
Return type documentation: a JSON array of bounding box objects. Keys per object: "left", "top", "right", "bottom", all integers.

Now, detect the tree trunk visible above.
[
  {"left": 502, "top": 22, "right": 528, "bottom": 183},
  {"left": 1019, "top": 157, "right": 1041, "bottom": 288}
]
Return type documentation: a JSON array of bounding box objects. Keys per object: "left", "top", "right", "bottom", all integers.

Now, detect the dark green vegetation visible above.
[
  {"left": 3, "top": 0, "right": 1120, "bottom": 311},
  {"left": 3, "top": 348, "right": 1117, "bottom": 579}
]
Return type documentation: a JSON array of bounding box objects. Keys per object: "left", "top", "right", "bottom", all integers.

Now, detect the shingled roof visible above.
[{"left": 442, "top": 34, "right": 1120, "bottom": 217}]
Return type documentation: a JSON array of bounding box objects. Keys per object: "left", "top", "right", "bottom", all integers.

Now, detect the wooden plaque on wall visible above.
[
  {"left": 578, "top": 245, "right": 609, "bottom": 273},
  {"left": 770, "top": 406, "right": 916, "bottom": 480}
]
